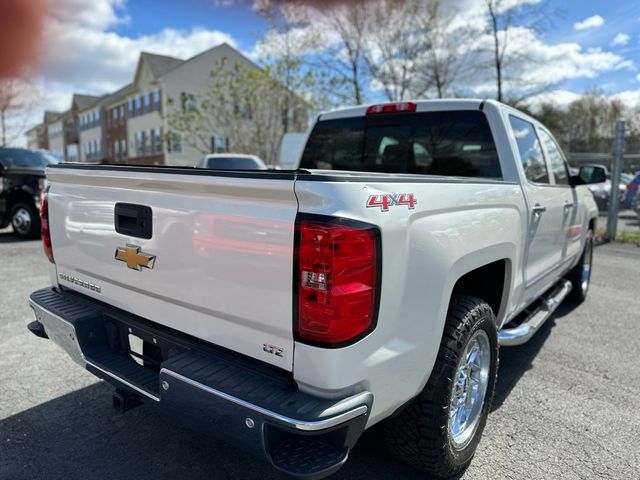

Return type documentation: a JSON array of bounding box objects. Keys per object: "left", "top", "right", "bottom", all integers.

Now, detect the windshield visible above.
[
  {"left": 0, "top": 149, "right": 61, "bottom": 169},
  {"left": 299, "top": 110, "right": 502, "bottom": 178},
  {"left": 198, "top": 156, "right": 265, "bottom": 170}
]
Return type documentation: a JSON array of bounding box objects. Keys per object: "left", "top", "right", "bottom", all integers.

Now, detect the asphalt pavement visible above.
[{"left": 1, "top": 229, "right": 639, "bottom": 480}]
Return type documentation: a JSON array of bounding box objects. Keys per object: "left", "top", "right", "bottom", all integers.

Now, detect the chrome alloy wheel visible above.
[
  {"left": 448, "top": 329, "right": 491, "bottom": 449},
  {"left": 581, "top": 236, "right": 593, "bottom": 294},
  {"left": 12, "top": 208, "right": 32, "bottom": 235}
]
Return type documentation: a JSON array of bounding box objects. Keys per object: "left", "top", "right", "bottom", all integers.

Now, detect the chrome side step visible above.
[{"left": 498, "top": 279, "right": 572, "bottom": 346}]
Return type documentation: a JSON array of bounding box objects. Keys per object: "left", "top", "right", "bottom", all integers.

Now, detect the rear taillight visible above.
[
  {"left": 294, "top": 215, "right": 380, "bottom": 347},
  {"left": 366, "top": 101, "right": 416, "bottom": 115},
  {"left": 41, "top": 187, "right": 54, "bottom": 263}
]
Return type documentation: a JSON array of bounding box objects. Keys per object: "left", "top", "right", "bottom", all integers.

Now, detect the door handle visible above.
[
  {"left": 532, "top": 204, "right": 546, "bottom": 216},
  {"left": 115, "top": 203, "right": 153, "bottom": 239},
  {"left": 564, "top": 201, "right": 575, "bottom": 209}
]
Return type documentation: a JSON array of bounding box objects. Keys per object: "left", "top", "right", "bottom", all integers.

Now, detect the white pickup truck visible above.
[{"left": 29, "top": 100, "right": 603, "bottom": 479}]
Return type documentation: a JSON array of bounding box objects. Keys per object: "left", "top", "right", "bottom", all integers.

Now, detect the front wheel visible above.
[
  {"left": 384, "top": 295, "right": 498, "bottom": 478},
  {"left": 10, "top": 202, "right": 40, "bottom": 239},
  {"left": 566, "top": 229, "right": 593, "bottom": 303}
]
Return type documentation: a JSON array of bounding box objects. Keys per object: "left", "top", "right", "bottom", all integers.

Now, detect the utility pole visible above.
[{"left": 606, "top": 120, "right": 625, "bottom": 241}]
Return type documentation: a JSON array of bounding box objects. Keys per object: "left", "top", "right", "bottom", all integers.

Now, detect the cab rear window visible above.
[{"left": 299, "top": 110, "right": 502, "bottom": 178}]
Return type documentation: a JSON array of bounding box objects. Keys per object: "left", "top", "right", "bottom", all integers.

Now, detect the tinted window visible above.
[
  {"left": 0, "top": 149, "right": 60, "bottom": 169},
  {"left": 538, "top": 129, "right": 569, "bottom": 185},
  {"left": 198, "top": 156, "right": 264, "bottom": 170},
  {"left": 300, "top": 110, "right": 502, "bottom": 178},
  {"left": 509, "top": 116, "right": 549, "bottom": 184}
]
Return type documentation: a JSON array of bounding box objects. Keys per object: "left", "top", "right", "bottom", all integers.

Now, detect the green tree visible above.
[{"left": 165, "top": 57, "right": 308, "bottom": 166}]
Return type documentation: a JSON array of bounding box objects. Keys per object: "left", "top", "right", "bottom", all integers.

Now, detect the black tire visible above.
[
  {"left": 565, "top": 229, "right": 593, "bottom": 303},
  {"left": 10, "top": 201, "right": 40, "bottom": 239},
  {"left": 384, "top": 295, "right": 499, "bottom": 479}
]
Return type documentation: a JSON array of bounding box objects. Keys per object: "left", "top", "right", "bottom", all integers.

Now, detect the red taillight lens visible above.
[
  {"left": 295, "top": 216, "right": 380, "bottom": 347},
  {"left": 366, "top": 102, "right": 416, "bottom": 115},
  {"left": 41, "top": 188, "right": 54, "bottom": 263}
]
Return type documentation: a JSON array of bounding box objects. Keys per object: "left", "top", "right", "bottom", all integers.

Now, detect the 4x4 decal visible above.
[{"left": 366, "top": 193, "right": 417, "bottom": 212}]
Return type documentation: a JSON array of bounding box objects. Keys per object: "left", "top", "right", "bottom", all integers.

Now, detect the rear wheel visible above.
[
  {"left": 566, "top": 229, "right": 593, "bottom": 303},
  {"left": 10, "top": 202, "right": 40, "bottom": 239},
  {"left": 384, "top": 295, "right": 498, "bottom": 478}
]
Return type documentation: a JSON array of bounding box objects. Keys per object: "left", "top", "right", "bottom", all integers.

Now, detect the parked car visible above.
[
  {"left": 195, "top": 153, "right": 267, "bottom": 170},
  {"left": 0, "top": 147, "right": 60, "bottom": 238},
  {"left": 29, "top": 99, "right": 601, "bottom": 479},
  {"left": 622, "top": 171, "right": 640, "bottom": 209},
  {"left": 586, "top": 168, "right": 630, "bottom": 212}
]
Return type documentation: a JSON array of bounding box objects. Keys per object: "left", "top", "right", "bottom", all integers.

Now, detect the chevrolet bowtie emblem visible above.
[{"left": 115, "top": 244, "right": 156, "bottom": 271}]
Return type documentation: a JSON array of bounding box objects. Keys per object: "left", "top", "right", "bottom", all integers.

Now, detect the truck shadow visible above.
[
  {"left": 0, "top": 382, "right": 423, "bottom": 480},
  {"left": 0, "top": 229, "right": 39, "bottom": 244},
  {"left": 1, "top": 304, "right": 583, "bottom": 480},
  {"left": 491, "top": 302, "right": 579, "bottom": 412}
]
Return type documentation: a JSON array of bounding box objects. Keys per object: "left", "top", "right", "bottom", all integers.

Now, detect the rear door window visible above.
[
  {"left": 508, "top": 116, "right": 549, "bottom": 184},
  {"left": 537, "top": 129, "right": 569, "bottom": 185},
  {"left": 300, "top": 110, "right": 502, "bottom": 178}
]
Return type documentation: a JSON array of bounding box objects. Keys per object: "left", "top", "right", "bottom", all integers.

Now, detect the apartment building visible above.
[
  {"left": 126, "top": 52, "right": 183, "bottom": 165},
  {"left": 71, "top": 94, "right": 99, "bottom": 162},
  {"left": 46, "top": 113, "right": 65, "bottom": 159},
  {"left": 160, "top": 43, "right": 247, "bottom": 166},
  {"left": 104, "top": 84, "right": 133, "bottom": 163},
  {"left": 77, "top": 97, "right": 104, "bottom": 162},
  {"left": 32, "top": 43, "right": 310, "bottom": 166},
  {"left": 25, "top": 123, "right": 48, "bottom": 150}
]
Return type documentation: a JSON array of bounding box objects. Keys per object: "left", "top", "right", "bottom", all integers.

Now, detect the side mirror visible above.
[{"left": 570, "top": 165, "right": 607, "bottom": 186}]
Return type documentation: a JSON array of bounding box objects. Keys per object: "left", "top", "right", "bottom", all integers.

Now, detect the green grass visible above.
[{"left": 596, "top": 227, "right": 640, "bottom": 244}]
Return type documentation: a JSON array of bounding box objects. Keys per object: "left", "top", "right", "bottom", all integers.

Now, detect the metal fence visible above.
[
  {"left": 569, "top": 121, "right": 637, "bottom": 240},
  {"left": 568, "top": 152, "right": 640, "bottom": 174}
]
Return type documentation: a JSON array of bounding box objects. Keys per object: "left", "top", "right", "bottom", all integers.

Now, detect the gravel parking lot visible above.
[{"left": 1, "top": 229, "right": 639, "bottom": 480}]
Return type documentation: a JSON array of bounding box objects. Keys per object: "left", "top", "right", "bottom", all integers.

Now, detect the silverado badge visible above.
[{"left": 115, "top": 244, "right": 156, "bottom": 271}]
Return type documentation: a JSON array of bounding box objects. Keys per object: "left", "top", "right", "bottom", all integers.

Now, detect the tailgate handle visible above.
[{"left": 115, "top": 203, "right": 153, "bottom": 239}]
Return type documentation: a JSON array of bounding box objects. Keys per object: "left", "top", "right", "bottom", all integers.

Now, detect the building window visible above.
[
  {"left": 128, "top": 99, "right": 134, "bottom": 116},
  {"left": 119, "top": 105, "right": 125, "bottom": 122},
  {"left": 141, "top": 131, "right": 146, "bottom": 155},
  {"left": 135, "top": 131, "right": 142, "bottom": 156},
  {"left": 144, "top": 93, "right": 151, "bottom": 112},
  {"left": 212, "top": 135, "right": 227, "bottom": 153},
  {"left": 153, "top": 127, "right": 163, "bottom": 153},
  {"left": 168, "top": 132, "right": 182, "bottom": 153},
  {"left": 181, "top": 92, "right": 196, "bottom": 112},
  {"left": 153, "top": 90, "right": 161, "bottom": 110},
  {"left": 236, "top": 103, "right": 252, "bottom": 121},
  {"left": 135, "top": 96, "right": 142, "bottom": 115}
]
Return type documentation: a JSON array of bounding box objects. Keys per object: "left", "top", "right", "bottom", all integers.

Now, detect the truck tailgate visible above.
[{"left": 46, "top": 166, "right": 297, "bottom": 370}]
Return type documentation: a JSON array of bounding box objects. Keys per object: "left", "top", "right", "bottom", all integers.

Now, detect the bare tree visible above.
[
  {"left": 414, "top": 0, "right": 475, "bottom": 99},
  {"left": 483, "top": 0, "right": 556, "bottom": 103},
  {"left": 298, "top": 3, "right": 369, "bottom": 106},
  {"left": 357, "top": 0, "right": 431, "bottom": 101},
  {"left": 255, "top": 1, "right": 320, "bottom": 129},
  {"left": 0, "top": 79, "right": 38, "bottom": 147}
]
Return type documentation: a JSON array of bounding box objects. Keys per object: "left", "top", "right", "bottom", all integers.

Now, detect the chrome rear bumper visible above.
[{"left": 29, "top": 287, "right": 372, "bottom": 479}]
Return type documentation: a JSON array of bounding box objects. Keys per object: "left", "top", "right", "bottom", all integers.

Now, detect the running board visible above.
[{"left": 498, "top": 279, "right": 572, "bottom": 346}]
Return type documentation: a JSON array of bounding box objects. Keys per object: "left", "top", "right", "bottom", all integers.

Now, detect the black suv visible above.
[{"left": 0, "top": 148, "right": 61, "bottom": 239}]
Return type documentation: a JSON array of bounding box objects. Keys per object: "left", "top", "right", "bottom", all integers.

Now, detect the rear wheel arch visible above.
[{"left": 450, "top": 258, "right": 511, "bottom": 323}]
